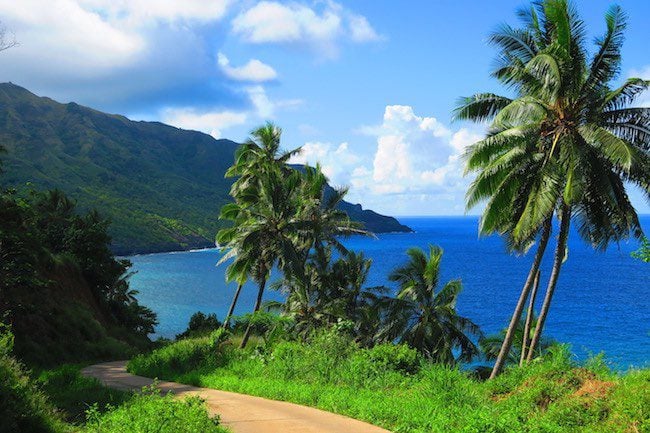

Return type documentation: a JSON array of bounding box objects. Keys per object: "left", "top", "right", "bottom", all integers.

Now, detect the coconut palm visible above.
[
  {"left": 480, "top": 313, "right": 556, "bottom": 365},
  {"left": 217, "top": 124, "right": 305, "bottom": 348},
  {"left": 296, "top": 164, "right": 370, "bottom": 265},
  {"left": 455, "top": 0, "right": 649, "bottom": 377},
  {"left": 273, "top": 248, "right": 388, "bottom": 342},
  {"left": 381, "top": 246, "right": 482, "bottom": 364}
]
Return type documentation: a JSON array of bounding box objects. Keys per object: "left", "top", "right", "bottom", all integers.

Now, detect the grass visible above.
[
  {"left": 35, "top": 365, "right": 132, "bottom": 424},
  {"left": 83, "top": 388, "right": 228, "bottom": 433},
  {"left": 129, "top": 330, "right": 650, "bottom": 433}
]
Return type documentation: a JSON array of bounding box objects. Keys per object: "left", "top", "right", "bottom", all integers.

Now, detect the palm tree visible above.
[
  {"left": 296, "top": 164, "right": 370, "bottom": 264},
  {"left": 273, "top": 247, "right": 388, "bottom": 343},
  {"left": 455, "top": 0, "right": 649, "bottom": 377},
  {"left": 480, "top": 313, "right": 555, "bottom": 365},
  {"left": 381, "top": 246, "right": 482, "bottom": 364},
  {"left": 217, "top": 124, "right": 305, "bottom": 348}
]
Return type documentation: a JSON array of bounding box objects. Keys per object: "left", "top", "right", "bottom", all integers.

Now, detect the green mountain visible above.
[{"left": 0, "top": 83, "right": 410, "bottom": 254}]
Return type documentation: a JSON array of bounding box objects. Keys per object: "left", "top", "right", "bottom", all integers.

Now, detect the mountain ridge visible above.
[{"left": 0, "top": 82, "right": 411, "bottom": 255}]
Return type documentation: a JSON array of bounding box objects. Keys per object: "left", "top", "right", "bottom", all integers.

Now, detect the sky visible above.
[{"left": 0, "top": 0, "right": 648, "bottom": 216}]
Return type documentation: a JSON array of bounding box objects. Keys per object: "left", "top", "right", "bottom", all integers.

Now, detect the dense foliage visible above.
[
  {"left": 0, "top": 324, "right": 66, "bottom": 433},
  {"left": 0, "top": 186, "right": 156, "bottom": 366},
  {"left": 129, "top": 330, "right": 650, "bottom": 433},
  {"left": 0, "top": 83, "right": 408, "bottom": 254},
  {"left": 175, "top": 311, "right": 222, "bottom": 340},
  {"left": 455, "top": 0, "right": 650, "bottom": 377}
]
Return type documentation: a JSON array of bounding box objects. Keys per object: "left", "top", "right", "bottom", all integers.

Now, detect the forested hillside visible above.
[{"left": 0, "top": 83, "right": 410, "bottom": 255}]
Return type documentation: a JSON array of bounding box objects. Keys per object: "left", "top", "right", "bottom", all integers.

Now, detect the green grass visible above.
[
  {"left": 129, "top": 331, "right": 650, "bottom": 433},
  {"left": 35, "top": 365, "right": 132, "bottom": 424},
  {"left": 83, "top": 388, "right": 228, "bottom": 433}
]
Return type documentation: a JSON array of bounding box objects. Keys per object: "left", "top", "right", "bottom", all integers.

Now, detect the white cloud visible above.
[
  {"left": 348, "top": 14, "right": 382, "bottom": 43},
  {"left": 161, "top": 107, "right": 248, "bottom": 139},
  {"left": 231, "top": 0, "right": 382, "bottom": 58},
  {"left": 0, "top": 0, "right": 144, "bottom": 74},
  {"left": 290, "top": 105, "right": 485, "bottom": 215},
  {"left": 286, "top": 104, "right": 486, "bottom": 215},
  {"left": 160, "top": 84, "right": 303, "bottom": 138},
  {"left": 290, "top": 141, "right": 362, "bottom": 186},
  {"left": 0, "top": 0, "right": 235, "bottom": 107},
  {"left": 217, "top": 52, "right": 278, "bottom": 82},
  {"left": 246, "top": 85, "right": 303, "bottom": 119},
  {"left": 78, "top": 0, "right": 232, "bottom": 25}
]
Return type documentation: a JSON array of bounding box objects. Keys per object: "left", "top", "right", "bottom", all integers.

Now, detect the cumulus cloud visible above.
[
  {"left": 231, "top": 0, "right": 382, "bottom": 58},
  {"left": 217, "top": 52, "right": 277, "bottom": 82},
  {"left": 290, "top": 105, "right": 484, "bottom": 215},
  {"left": 290, "top": 141, "right": 362, "bottom": 186}
]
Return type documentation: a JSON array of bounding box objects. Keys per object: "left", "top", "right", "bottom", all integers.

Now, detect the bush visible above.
[
  {"left": 360, "top": 343, "right": 422, "bottom": 375},
  {"left": 128, "top": 329, "right": 230, "bottom": 378},
  {"left": 84, "top": 388, "right": 227, "bottom": 433},
  {"left": 176, "top": 312, "right": 221, "bottom": 340},
  {"left": 232, "top": 311, "right": 293, "bottom": 341},
  {"left": 0, "top": 324, "right": 65, "bottom": 433}
]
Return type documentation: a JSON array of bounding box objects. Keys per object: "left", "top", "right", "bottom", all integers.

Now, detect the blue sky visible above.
[{"left": 0, "top": 0, "right": 648, "bottom": 215}]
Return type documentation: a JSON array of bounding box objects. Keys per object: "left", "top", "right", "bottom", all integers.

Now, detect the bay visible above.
[{"left": 128, "top": 216, "right": 649, "bottom": 369}]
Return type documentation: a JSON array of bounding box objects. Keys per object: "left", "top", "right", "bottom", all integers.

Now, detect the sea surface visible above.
[{"left": 127, "top": 216, "right": 649, "bottom": 370}]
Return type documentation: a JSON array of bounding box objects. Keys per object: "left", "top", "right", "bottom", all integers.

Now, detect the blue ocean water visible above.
[{"left": 128, "top": 216, "right": 649, "bottom": 369}]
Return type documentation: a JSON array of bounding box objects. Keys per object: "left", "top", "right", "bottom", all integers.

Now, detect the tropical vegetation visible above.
[
  {"left": 0, "top": 0, "right": 648, "bottom": 432},
  {"left": 455, "top": 0, "right": 649, "bottom": 378},
  {"left": 216, "top": 123, "right": 481, "bottom": 360},
  {"left": 0, "top": 186, "right": 156, "bottom": 366},
  {"left": 129, "top": 327, "right": 650, "bottom": 433}
]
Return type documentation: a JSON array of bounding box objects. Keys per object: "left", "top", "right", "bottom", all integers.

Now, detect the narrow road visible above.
[{"left": 81, "top": 361, "right": 391, "bottom": 433}]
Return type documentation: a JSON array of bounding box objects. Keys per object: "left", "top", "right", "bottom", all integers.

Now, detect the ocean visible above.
[{"left": 127, "top": 216, "right": 649, "bottom": 370}]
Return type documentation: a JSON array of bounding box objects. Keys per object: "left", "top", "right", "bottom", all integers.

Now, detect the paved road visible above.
[{"left": 81, "top": 361, "right": 391, "bottom": 433}]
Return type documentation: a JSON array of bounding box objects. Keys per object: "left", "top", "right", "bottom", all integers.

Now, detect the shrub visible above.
[
  {"left": 128, "top": 329, "right": 231, "bottom": 378},
  {"left": 232, "top": 311, "right": 293, "bottom": 340},
  {"left": 176, "top": 312, "right": 221, "bottom": 340},
  {"left": 0, "top": 323, "right": 65, "bottom": 433},
  {"left": 360, "top": 343, "right": 422, "bottom": 375}
]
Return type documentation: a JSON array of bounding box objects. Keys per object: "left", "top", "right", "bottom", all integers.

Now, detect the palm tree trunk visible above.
[
  {"left": 525, "top": 204, "right": 571, "bottom": 362},
  {"left": 239, "top": 279, "right": 266, "bottom": 349},
  {"left": 222, "top": 283, "right": 243, "bottom": 329},
  {"left": 489, "top": 217, "right": 553, "bottom": 379},
  {"left": 519, "top": 269, "right": 540, "bottom": 366}
]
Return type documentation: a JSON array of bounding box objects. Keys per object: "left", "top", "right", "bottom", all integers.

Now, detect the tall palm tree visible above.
[
  {"left": 217, "top": 124, "right": 305, "bottom": 348},
  {"left": 381, "top": 246, "right": 482, "bottom": 364},
  {"left": 455, "top": 0, "right": 649, "bottom": 377}
]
